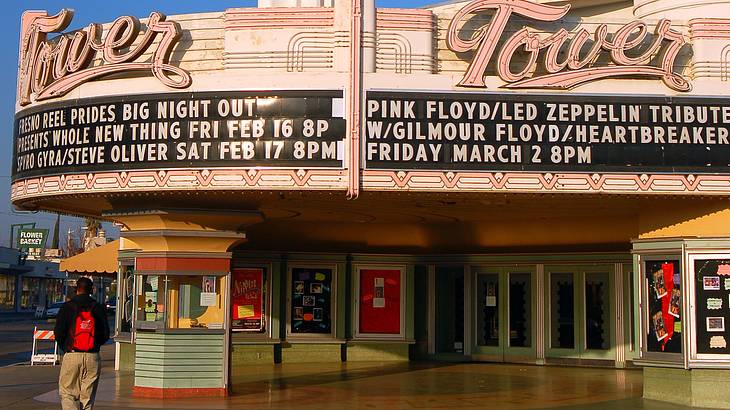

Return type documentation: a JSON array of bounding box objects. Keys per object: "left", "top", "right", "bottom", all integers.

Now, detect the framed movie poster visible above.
[
  {"left": 645, "top": 260, "right": 682, "bottom": 353},
  {"left": 290, "top": 267, "right": 334, "bottom": 335},
  {"left": 231, "top": 268, "right": 266, "bottom": 332},
  {"left": 694, "top": 258, "right": 730, "bottom": 355},
  {"left": 358, "top": 268, "right": 402, "bottom": 335}
]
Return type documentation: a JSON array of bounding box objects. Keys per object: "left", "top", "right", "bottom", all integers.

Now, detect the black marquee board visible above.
[
  {"left": 13, "top": 91, "right": 346, "bottom": 181},
  {"left": 365, "top": 91, "right": 730, "bottom": 174}
]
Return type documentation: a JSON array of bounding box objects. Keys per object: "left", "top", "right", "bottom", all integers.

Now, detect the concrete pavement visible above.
[
  {"left": 0, "top": 321, "right": 719, "bottom": 410},
  {"left": 0, "top": 349, "right": 720, "bottom": 410}
]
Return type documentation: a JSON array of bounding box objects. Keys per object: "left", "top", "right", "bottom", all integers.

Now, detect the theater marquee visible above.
[{"left": 12, "top": 3, "right": 730, "bottom": 199}]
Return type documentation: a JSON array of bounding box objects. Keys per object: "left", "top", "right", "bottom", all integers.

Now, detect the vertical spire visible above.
[{"left": 51, "top": 214, "right": 60, "bottom": 249}]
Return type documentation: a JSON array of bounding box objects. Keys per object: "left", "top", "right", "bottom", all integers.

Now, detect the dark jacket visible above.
[{"left": 53, "top": 294, "right": 110, "bottom": 353}]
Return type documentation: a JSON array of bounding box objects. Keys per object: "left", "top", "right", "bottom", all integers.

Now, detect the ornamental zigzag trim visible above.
[
  {"left": 361, "top": 171, "right": 730, "bottom": 193},
  {"left": 10, "top": 169, "right": 348, "bottom": 201},
  {"left": 11, "top": 170, "right": 730, "bottom": 200}
]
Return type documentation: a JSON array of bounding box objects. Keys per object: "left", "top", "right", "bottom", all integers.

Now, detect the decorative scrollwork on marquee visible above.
[
  {"left": 446, "top": 0, "right": 690, "bottom": 91},
  {"left": 18, "top": 10, "right": 192, "bottom": 106}
]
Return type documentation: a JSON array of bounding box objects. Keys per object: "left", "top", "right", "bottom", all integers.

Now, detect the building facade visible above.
[
  {"left": 0, "top": 247, "right": 64, "bottom": 312},
  {"left": 10, "top": 0, "right": 730, "bottom": 406}
]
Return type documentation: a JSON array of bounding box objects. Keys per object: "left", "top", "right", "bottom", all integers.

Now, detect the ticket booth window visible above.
[
  {"left": 170, "top": 275, "right": 225, "bottom": 329},
  {"left": 137, "top": 275, "right": 166, "bottom": 328},
  {"left": 136, "top": 274, "right": 226, "bottom": 330},
  {"left": 118, "top": 264, "right": 134, "bottom": 334}
]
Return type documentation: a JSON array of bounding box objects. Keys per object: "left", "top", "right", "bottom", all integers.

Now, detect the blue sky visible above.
[{"left": 0, "top": 0, "right": 434, "bottom": 248}]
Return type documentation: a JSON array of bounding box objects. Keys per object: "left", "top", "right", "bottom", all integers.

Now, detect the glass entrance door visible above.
[
  {"left": 475, "top": 272, "right": 500, "bottom": 356},
  {"left": 435, "top": 266, "right": 465, "bottom": 356},
  {"left": 545, "top": 265, "right": 615, "bottom": 361},
  {"left": 472, "top": 267, "right": 535, "bottom": 362}
]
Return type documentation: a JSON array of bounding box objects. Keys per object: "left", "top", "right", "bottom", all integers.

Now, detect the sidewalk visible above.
[{"left": 1, "top": 348, "right": 713, "bottom": 410}]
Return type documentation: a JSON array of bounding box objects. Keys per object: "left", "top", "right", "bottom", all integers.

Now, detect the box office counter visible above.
[{"left": 131, "top": 271, "right": 229, "bottom": 396}]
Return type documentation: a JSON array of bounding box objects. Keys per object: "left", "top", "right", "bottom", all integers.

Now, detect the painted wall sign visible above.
[
  {"left": 446, "top": 0, "right": 689, "bottom": 92},
  {"left": 365, "top": 91, "right": 730, "bottom": 173},
  {"left": 17, "top": 10, "right": 192, "bottom": 106},
  {"left": 12, "top": 91, "right": 346, "bottom": 181}
]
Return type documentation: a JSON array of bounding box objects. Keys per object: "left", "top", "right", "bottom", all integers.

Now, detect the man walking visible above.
[{"left": 54, "top": 277, "right": 110, "bottom": 410}]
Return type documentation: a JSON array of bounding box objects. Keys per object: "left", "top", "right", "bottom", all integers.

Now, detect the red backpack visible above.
[{"left": 72, "top": 303, "right": 96, "bottom": 352}]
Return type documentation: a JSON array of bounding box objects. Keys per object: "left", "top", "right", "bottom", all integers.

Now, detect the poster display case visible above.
[
  {"left": 645, "top": 260, "right": 682, "bottom": 354},
  {"left": 353, "top": 265, "right": 406, "bottom": 339},
  {"left": 230, "top": 267, "right": 267, "bottom": 333},
  {"left": 634, "top": 239, "right": 730, "bottom": 368},
  {"left": 689, "top": 254, "right": 730, "bottom": 362},
  {"left": 636, "top": 249, "right": 684, "bottom": 364},
  {"left": 287, "top": 265, "right": 337, "bottom": 338}
]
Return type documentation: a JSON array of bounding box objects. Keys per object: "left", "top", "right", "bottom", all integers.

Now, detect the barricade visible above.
[{"left": 31, "top": 327, "right": 59, "bottom": 365}]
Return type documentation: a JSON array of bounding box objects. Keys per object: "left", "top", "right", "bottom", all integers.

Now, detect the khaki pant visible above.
[{"left": 59, "top": 352, "right": 101, "bottom": 410}]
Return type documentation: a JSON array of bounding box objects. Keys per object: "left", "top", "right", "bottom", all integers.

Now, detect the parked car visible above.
[
  {"left": 45, "top": 302, "right": 64, "bottom": 319},
  {"left": 105, "top": 297, "right": 116, "bottom": 315}
]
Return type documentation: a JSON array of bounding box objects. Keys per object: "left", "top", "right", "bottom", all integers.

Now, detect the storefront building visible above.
[
  {"left": 0, "top": 247, "right": 64, "bottom": 312},
  {"left": 0, "top": 247, "right": 31, "bottom": 311},
  {"left": 10, "top": 0, "right": 730, "bottom": 406}
]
